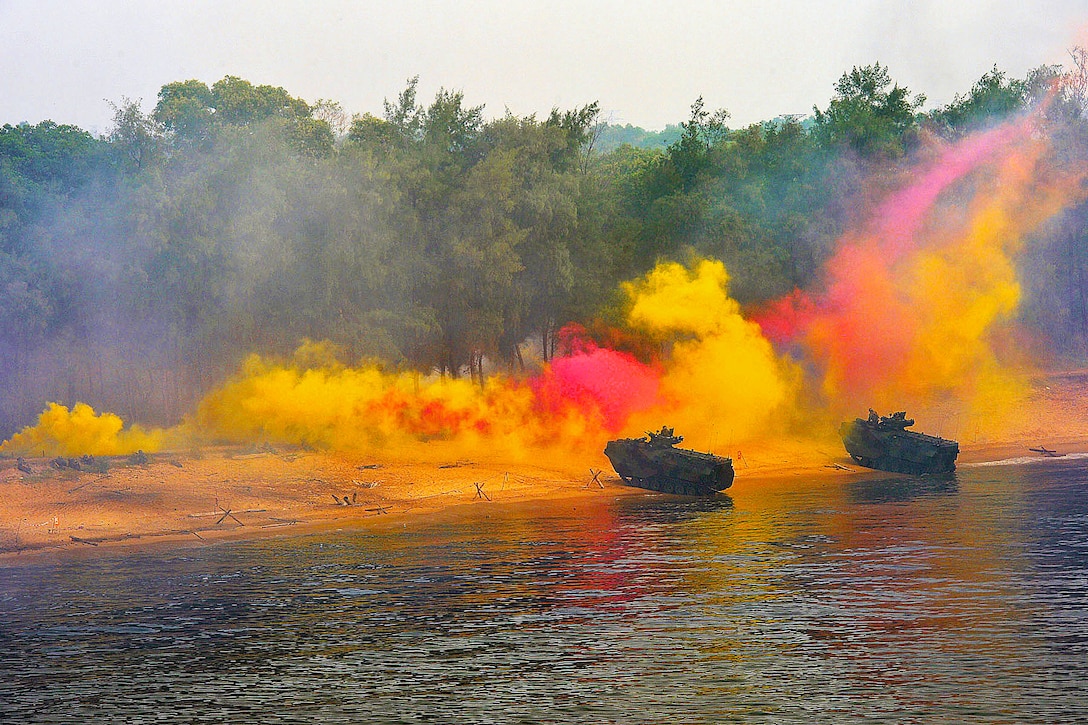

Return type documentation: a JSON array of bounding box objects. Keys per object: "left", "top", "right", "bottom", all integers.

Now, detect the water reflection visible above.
[
  {"left": 844, "top": 472, "right": 959, "bottom": 503},
  {"left": 2, "top": 465, "right": 1088, "bottom": 722}
]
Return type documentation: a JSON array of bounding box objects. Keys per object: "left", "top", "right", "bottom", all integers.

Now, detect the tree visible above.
[
  {"left": 346, "top": 113, "right": 401, "bottom": 148},
  {"left": 814, "top": 63, "right": 925, "bottom": 159},
  {"left": 1065, "top": 47, "right": 1088, "bottom": 119},
  {"left": 930, "top": 66, "right": 1026, "bottom": 137},
  {"left": 311, "top": 98, "right": 349, "bottom": 136},
  {"left": 0, "top": 251, "right": 54, "bottom": 354},
  {"left": 153, "top": 76, "right": 334, "bottom": 157},
  {"left": 483, "top": 115, "right": 580, "bottom": 363},
  {"left": 210, "top": 76, "right": 309, "bottom": 126},
  {"left": 382, "top": 76, "right": 425, "bottom": 145},
  {"left": 154, "top": 79, "right": 216, "bottom": 147},
  {"left": 288, "top": 117, "right": 336, "bottom": 158},
  {"left": 667, "top": 97, "right": 730, "bottom": 191},
  {"left": 0, "top": 121, "right": 105, "bottom": 254},
  {"left": 107, "top": 97, "right": 161, "bottom": 173},
  {"left": 422, "top": 88, "right": 484, "bottom": 158},
  {"left": 545, "top": 101, "right": 601, "bottom": 173}
]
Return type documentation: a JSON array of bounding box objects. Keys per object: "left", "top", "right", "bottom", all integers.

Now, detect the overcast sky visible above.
[{"left": 2, "top": 0, "right": 1087, "bottom": 134}]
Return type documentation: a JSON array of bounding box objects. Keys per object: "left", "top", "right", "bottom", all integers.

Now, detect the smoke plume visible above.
[{"left": 4, "top": 112, "right": 1086, "bottom": 459}]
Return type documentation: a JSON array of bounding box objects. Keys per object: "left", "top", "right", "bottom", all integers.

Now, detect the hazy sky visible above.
[{"left": 3, "top": 1, "right": 1087, "bottom": 134}]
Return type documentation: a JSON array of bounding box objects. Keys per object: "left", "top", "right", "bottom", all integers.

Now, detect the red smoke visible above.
[{"left": 532, "top": 333, "right": 660, "bottom": 432}]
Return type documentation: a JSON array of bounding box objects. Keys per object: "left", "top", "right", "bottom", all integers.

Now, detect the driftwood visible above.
[
  {"left": 411, "top": 489, "right": 462, "bottom": 500},
  {"left": 70, "top": 535, "right": 99, "bottom": 547},
  {"left": 230, "top": 452, "right": 270, "bottom": 460},
  {"left": 187, "top": 508, "right": 266, "bottom": 518},
  {"left": 215, "top": 507, "right": 244, "bottom": 526},
  {"left": 67, "top": 480, "right": 96, "bottom": 494},
  {"left": 474, "top": 482, "right": 491, "bottom": 501}
]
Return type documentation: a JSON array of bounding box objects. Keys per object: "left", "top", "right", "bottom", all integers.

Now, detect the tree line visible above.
[{"left": 2, "top": 58, "right": 1087, "bottom": 436}]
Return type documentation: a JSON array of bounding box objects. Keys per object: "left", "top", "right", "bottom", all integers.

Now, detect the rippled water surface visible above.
[{"left": 2, "top": 461, "right": 1088, "bottom": 723}]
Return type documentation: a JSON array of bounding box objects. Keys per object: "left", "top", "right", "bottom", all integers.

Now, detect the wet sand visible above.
[
  {"left": 0, "top": 447, "right": 618, "bottom": 559},
  {"left": 4, "top": 371, "right": 1088, "bottom": 560}
]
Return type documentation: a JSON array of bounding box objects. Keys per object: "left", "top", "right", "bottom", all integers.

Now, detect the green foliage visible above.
[
  {"left": 931, "top": 66, "right": 1026, "bottom": 137},
  {"left": 545, "top": 102, "right": 600, "bottom": 172},
  {"left": 288, "top": 117, "right": 336, "bottom": 158},
  {"left": 0, "top": 121, "right": 106, "bottom": 243},
  {"left": 108, "top": 97, "right": 161, "bottom": 173},
  {"left": 0, "top": 121, "right": 101, "bottom": 188},
  {"left": 383, "top": 76, "right": 425, "bottom": 142},
  {"left": 153, "top": 76, "right": 333, "bottom": 156},
  {"left": 813, "top": 63, "right": 925, "bottom": 159},
  {"left": 422, "top": 88, "right": 484, "bottom": 156},
  {"left": 4, "top": 60, "right": 1088, "bottom": 432},
  {"left": 211, "top": 76, "right": 310, "bottom": 125},
  {"left": 154, "top": 79, "right": 216, "bottom": 146},
  {"left": 595, "top": 123, "right": 682, "bottom": 153},
  {"left": 667, "top": 97, "right": 730, "bottom": 191},
  {"left": 0, "top": 251, "right": 54, "bottom": 343},
  {"left": 346, "top": 113, "right": 400, "bottom": 148}
]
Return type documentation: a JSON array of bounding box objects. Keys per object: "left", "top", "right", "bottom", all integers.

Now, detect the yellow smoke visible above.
[
  {"left": 624, "top": 259, "right": 799, "bottom": 446},
  {"left": 0, "top": 402, "right": 164, "bottom": 457},
  {"left": 183, "top": 343, "right": 568, "bottom": 463},
  {"left": 898, "top": 136, "right": 1083, "bottom": 434}
]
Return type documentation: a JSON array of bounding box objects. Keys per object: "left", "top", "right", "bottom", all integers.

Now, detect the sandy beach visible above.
[{"left": 4, "top": 371, "right": 1088, "bottom": 561}]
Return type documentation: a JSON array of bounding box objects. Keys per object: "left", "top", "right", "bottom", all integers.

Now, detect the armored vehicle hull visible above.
[
  {"left": 840, "top": 411, "right": 958, "bottom": 475},
  {"left": 604, "top": 428, "right": 734, "bottom": 496}
]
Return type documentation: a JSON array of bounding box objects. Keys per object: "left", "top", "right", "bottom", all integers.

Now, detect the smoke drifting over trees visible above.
[{"left": 2, "top": 59, "right": 1087, "bottom": 438}]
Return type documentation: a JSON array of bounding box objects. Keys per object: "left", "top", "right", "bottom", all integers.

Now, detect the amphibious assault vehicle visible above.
[
  {"left": 604, "top": 426, "right": 734, "bottom": 496},
  {"left": 840, "top": 410, "right": 958, "bottom": 475}
]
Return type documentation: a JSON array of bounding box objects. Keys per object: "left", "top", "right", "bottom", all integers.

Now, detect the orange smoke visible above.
[
  {"left": 5, "top": 114, "right": 1087, "bottom": 461},
  {"left": 757, "top": 114, "right": 1087, "bottom": 432},
  {"left": 136, "top": 259, "right": 790, "bottom": 460},
  {"left": 185, "top": 261, "right": 798, "bottom": 459}
]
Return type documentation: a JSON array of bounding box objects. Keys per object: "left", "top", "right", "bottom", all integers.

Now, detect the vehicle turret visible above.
[
  {"left": 841, "top": 410, "right": 958, "bottom": 475},
  {"left": 604, "top": 428, "right": 733, "bottom": 496}
]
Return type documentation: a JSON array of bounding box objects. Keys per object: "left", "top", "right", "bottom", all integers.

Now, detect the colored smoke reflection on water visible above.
[{"left": 2, "top": 461, "right": 1088, "bottom": 723}]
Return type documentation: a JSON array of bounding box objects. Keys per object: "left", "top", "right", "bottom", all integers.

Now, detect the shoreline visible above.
[
  {"left": 0, "top": 446, "right": 641, "bottom": 562},
  {"left": 4, "top": 431, "right": 1088, "bottom": 564}
]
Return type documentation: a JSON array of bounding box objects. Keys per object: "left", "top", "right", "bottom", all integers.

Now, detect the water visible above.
[{"left": 2, "top": 460, "right": 1087, "bottom": 723}]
